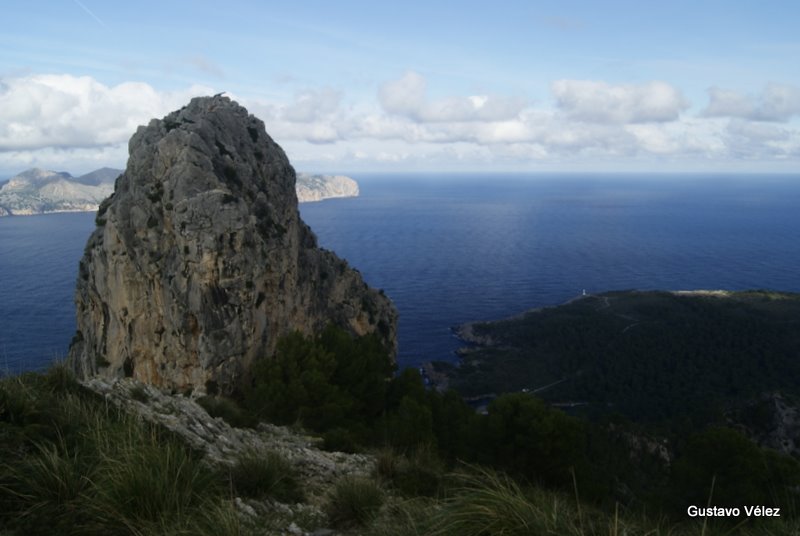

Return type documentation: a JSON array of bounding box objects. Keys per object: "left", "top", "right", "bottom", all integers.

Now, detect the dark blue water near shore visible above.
[
  {"left": 0, "top": 212, "right": 97, "bottom": 372},
  {"left": 2, "top": 174, "right": 799, "bottom": 372}
]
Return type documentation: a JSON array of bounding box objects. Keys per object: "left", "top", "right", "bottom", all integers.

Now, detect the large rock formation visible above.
[{"left": 69, "top": 96, "right": 397, "bottom": 394}]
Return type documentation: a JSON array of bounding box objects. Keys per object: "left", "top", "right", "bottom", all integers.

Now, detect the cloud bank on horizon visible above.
[{"left": 1, "top": 1, "right": 799, "bottom": 175}]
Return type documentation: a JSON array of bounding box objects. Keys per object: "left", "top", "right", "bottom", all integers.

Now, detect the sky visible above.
[{"left": 1, "top": 0, "right": 800, "bottom": 176}]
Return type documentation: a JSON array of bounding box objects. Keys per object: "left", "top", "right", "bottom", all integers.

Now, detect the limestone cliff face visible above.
[{"left": 68, "top": 96, "right": 397, "bottom": 394}]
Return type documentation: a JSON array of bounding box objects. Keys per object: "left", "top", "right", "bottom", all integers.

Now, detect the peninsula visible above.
[{"left": 432, "top": 290, "right": 800, "bottom": 434}]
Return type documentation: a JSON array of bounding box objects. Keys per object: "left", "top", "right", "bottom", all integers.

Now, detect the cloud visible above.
[
  {"left": 721, "top": 119, "right": 798, "bottom": 159},
  {"left": 552, "top": 79, "right": 689, "bottom": 123},
  {"left": 2, "top": 72, "right": 798, "bottom": 173},
  {"left": 0, "top": 74, "right": 213, "bottom": 152},
  {"left": 280, "top": 88, "right": 342, "bottom": 122},
  {"left": 242, "top": 89, "right": 346, "bottom": 145},
  {"left": 703, "top": 83, "right": 800, "bottom": 122},
  {"left": 379, "top": 71, "right": 527, "bottom": 122}
]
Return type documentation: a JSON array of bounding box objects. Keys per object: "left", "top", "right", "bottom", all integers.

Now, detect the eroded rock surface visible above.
[{"left": 69, "top": 96, "right": 396, "bottom": 394}]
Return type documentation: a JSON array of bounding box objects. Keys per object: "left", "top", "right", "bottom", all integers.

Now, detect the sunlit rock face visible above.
[{"left": 69, "top": 96, "right": 397, "bottom": 394}]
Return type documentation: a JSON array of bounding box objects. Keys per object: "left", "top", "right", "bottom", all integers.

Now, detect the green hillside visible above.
[{"left": 438, "top": 290, "right": 800, "bottom": 427}]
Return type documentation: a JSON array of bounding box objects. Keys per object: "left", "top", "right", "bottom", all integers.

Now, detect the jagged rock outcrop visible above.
[{"left": 69, "top": 95, "right": 397, "bottom": 394}]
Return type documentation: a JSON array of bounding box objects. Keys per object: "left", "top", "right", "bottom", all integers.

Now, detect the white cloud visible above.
[
  {"left": 703, "top": 83, "right": 800, "bottom": 122},
  {"left": 379, "top": 71, "right": 527, "bottom": 122},
  {"left": 243, "top": 88, "right": 347, "bottom": 144},
  {"left": 0, "top": 74, "right": 213, "bottom": 151},
  {"left": 722, "top": 119, "right": 798, "bottom": 158},
  {"left": 378, "top": 71, "right": 426, "bottom": 118},
  {"left": 280, "top": 88, "right": 342, "bottom": 122},
  {"left": 703, "top": 87, "right": 755, "bottom": 119},
  {"left": 2, "top": 72, "right": 799, "bottom": 174},
  {"left": 552, "top": 79, "right": 689, "bottom": 123}
]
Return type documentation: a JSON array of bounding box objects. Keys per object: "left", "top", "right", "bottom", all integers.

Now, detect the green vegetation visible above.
[
  {"left": 227, "top": 450, "right": 303, "bottom": 503},
  {"left": 374, "top": 447, "right": 445, "bottom": 497},
  {"left": 244, "top": 325, "right": 393, "bottom": 440},
  {"left": 4, "top": 313, "right": 800, "bottom": 534},
  {"left": 441, "top": 290, "right": 800, "bottom": 426},
  {"left": 237, "top": 324, "right": 800, "bottom": 528},
  {"left": 326, "top": 476, "right": 385, "bottom": 528},
  {"left": 197, "top": 394, "right": 257, "bottom": 428},
  {"left": 0, "top": 365, "right": 247, "bottom": 535},
  {"left": 669, "top": 426, "right": 800, "bottom": 510}
]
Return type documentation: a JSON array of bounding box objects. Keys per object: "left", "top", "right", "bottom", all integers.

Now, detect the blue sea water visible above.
[{"left": 1, "top": 174, "right": 799, "bottom": 373}]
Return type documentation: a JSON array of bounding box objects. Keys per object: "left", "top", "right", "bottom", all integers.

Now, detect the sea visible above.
[{"left": 1, "top": 173, "right": 799, "bottom": 374}]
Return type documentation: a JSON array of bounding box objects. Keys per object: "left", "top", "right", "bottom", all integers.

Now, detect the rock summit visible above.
[{"left": 69, "top": 96, "right": 397, "bottom": 394}]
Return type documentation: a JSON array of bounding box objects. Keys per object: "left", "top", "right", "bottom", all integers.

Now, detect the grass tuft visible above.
[
  {"left": 227, "top": 449, "right": 303, "bottom": 503},
  {"left": 373, "top": 447, "right": 444, "bottom": 497},
  {"left": 88, "top": 422, "right": 220, "bottom": 532},
  {"left": 0, "top": 439, "right": 93, "bottom": 535},
  {"left": 327, "top": 475, "right": 385, "bottom": 528}
]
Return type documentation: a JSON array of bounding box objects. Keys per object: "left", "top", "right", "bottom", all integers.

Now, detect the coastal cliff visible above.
[
  {"left": 68, "top": 95, "right": 396, "bottom": 394},
  {"left": 296, "top": 173, "right": 359, "bottom": 202},
  {"left": 0, "top": 167, "right": 118, "bottom": 215}
]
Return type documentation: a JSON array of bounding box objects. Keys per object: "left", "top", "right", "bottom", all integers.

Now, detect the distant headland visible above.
[
  {"left": 0, "top": 167, "right": 358, "bottom": 217},
  {"left": 428, "top": 289, "right": 800, "bottom": 452}
]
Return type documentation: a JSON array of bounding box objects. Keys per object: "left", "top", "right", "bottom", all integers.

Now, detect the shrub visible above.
[
  {"left": 327, "top": 476, "right": 385, "bottom": 528},
  {"left": 478, "top": 393, "right": 587, "bottom": 487},
  {"left": 374, "top": 448, "right": 401, "bottom": 483},
  {"left": 323, "top": 427, "right": 361, "bottom": 453},
  {"left": 244, "top": 326, "right": 393, "bottom": 433},
  {"left": 669, "top": 426, "right": 800, "bottom": 511},
  {"left": 197, "top": 395, "right": 257, "bottom": 428},
  {"left": 375, "top": 447, "right": 445, "bottom": 498},
  {"left": 227, "top": 450, "right": 303, "bottom": 504},
  {"left": 394, "top": 447, "right": 445, "bottom": 498}
]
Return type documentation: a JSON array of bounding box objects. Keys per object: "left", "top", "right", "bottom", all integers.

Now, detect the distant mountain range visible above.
[
  {"left": 0, "top": 168, "right": 358, "bottom": 217},
  {"left": 0, "top": 168, "right": 120, "bottom": 217}
]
